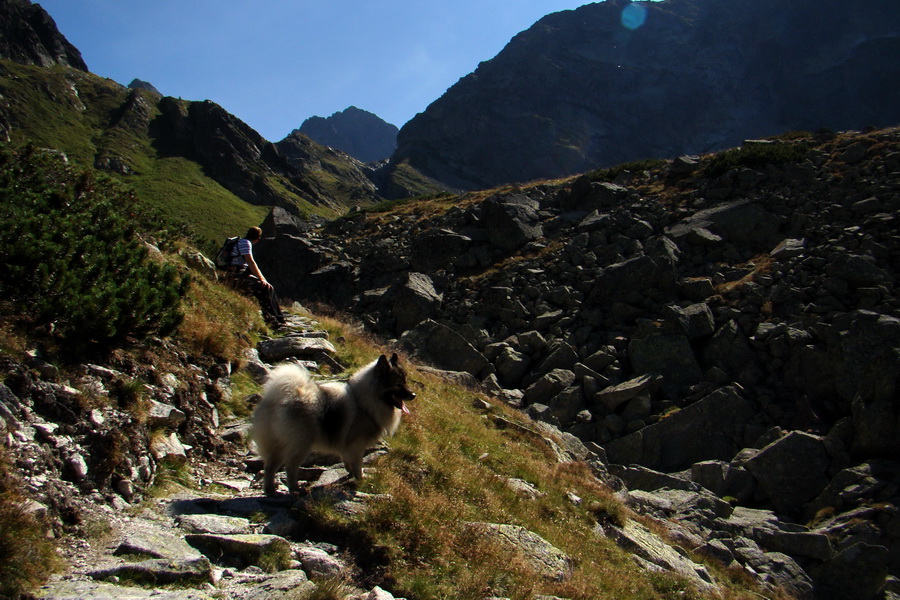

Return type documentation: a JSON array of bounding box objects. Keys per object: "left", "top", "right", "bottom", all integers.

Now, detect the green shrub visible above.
[
  {"left": 701, "top": 142, "right": 809, "bottom": 178},
  {"left": 589, "top": 158, "right": 667, "bottom": 183},
  {"left": 0, "top": 145, "right": 189, "bottom": 350}
]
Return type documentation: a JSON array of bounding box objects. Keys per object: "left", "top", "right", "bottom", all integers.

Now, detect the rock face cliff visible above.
[
  {"left": 297, "top": 106, "right": 399, "bottom": 163},
  {"left": 394, "top": 0, "right": 900, "bottom": 190},
  {"left": 0, "top": 0, "right": 87, "bottom": 70}
]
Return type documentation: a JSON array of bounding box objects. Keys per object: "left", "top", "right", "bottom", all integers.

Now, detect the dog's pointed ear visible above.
[
  {"left": 390, "top": 352, "right": 399, "bottom": 366},
  {"left": 376, "top": 354, "right": 390, "bottom": 372}
]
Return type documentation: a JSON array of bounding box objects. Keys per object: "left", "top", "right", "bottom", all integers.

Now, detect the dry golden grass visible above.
[
  {"left": 715, "top": 254, "right": 774, "bottom": 295},
  {"left": 0, "top": 449, "right": 63, "bottom": 598},
  {"left": 176, "top": 273, "right": 266, "bottom": 364}
]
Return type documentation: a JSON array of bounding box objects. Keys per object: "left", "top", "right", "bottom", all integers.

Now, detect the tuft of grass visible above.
[
  {"left": 0, "top": 449, "right": 63, "bottom": 598},
  {"left": 147, "top": 457, "right": 194, "bottom": 497},
  {"left": 258, "top": 538, "right": 294, "bottom": 573},
  {"left": 219, "top": 370, "right": 260, "bottom": 420},
  {"left": 299, "top": 575, "right": 360, "bottom": 600}
]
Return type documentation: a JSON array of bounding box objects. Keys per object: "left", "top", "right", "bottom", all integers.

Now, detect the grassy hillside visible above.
[{"left": 0, "top": 59, "right": 376, "bottom": 246}]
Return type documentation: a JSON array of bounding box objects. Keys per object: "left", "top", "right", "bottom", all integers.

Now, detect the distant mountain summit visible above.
[
  {"left": 128, "top": 78, "right": 161, "bottom": 97},
  {"left": 394, "top": 0, "right": 900, "bottom": 190},
  {"left": 0, "top": 0, "right": 87, "bottom": 70},
  {"left": 298, "top": 106, "right": 398, "bottom": 163}
]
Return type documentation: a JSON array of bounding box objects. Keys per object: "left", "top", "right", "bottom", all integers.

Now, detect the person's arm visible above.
[{"left": 242, "top": 252, "right": 272, "bottom": 288}]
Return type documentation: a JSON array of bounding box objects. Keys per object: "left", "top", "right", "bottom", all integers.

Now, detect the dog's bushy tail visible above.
[{"left": 262, "top": 363, "right": 317, "bottom": 405}]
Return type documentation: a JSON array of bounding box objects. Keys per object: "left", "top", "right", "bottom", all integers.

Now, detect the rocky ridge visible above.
[
  {"left": 394, "top": 0, "right": 900, "bottom": 190},
  {"left": 257, "top": 126, "right": 900, "bottom": 599}
]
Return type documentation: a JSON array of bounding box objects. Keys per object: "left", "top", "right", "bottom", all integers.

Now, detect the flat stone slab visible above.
[
  {"left": 464, "top": 522, "right": 573, "bottom": 582},
  {"left": 595, "top": 374, "right": 663, "bottom": 411},
  {"left": 177, "top": 513, "right": 253, "bottom": 535},
  {"left": 38, "top": 580, "right": 214, "bottom": 600},
  {"left": 185, "top": 533, "right": 292, "bottom": 571},
  {"left": 114, "top": 523, "right": 205, "bottom": 561},
  {"left": 602, "top": 520, "right": 717, "bottom": 593},
  {"left": 90, "top": 557, "right": 213, "bottom": 586},
  {"left": 257, "top": 337, "right": 336, "bottom": 363}
]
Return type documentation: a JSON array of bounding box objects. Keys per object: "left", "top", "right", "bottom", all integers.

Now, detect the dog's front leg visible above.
[
  {"left": 343, "top": 450, "right": 365, "bottom": 480},
  {"left": 284, "top": 459, "right": 304, "bottom": 494},
  {"left": 263, "top": 460, "right": 280, "bottom": 497}
]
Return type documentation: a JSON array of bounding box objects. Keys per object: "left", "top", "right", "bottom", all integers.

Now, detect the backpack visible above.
[{"left": 214, "top": 236, "right": 240, "bottom": 270}]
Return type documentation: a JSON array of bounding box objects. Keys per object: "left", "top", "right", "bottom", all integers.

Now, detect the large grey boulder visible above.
[
  {"left": 115, "top": 524, "right": 205, "bottom": 562},
  {"left": 590, "top": 255, "right": 660, "bottom": 303},
  {"left": 411, "top": 228, "right": 472, "bottom": 271},
  {"left": 463, "top": 522, "right": 573, "bottom": 581},
  {"left": 603, "top": 386, "right": 756, "bottom": 471},
  {"left": 594, "top": 374, "right": 663, "bottom": 412},
  {"left": 38, "top": 581, "right": 212, "bottom": 600},
  {"left": 524, "top": 369, "right": 576, "bottom": 406},
  {"left": 726, "top": 537, "right": 814, "bottom": 600},
  {"left": 483, "top": 195, "right": 543, "bottom": 252},
  {"left": 254, "top": 207, "right": 329, "bottom": 301},
  {"left": 690, "top": 459, "right": 755, "bottom": 504},
  {"left": 667, "top": 199, "right": 782, "bottom": 251},
  {"left": 665, "top": 303, "right": 715, "bottom": 340},
  {"left": 628, "top": 334, "right": 702, "bottom": 389},
  {"left": 89, "top": 558, "right": 213, "bottom": 586},
  {"left": 602, "top": 520, "right": 718, "bottom": 593},
  {"left": 385, "top": 272, "right": 443, "bottom": 334},
  {"left": 744, "top": 431, "right": 831, "bottom": 518},
  {"left": 185, "top": 533, "right": 292, "bottom": 571},
  {"left": 809, "top": 542, "right": 890, "bottom": 600},
  {"left": 400, "top": 319, "right": 491, "bottom": 377},
  {"left": 257, "top": 336, "right": 337, "bottom": 363},
  {"left": 494, "top": 346, "right": 532, "bottom": 388},
  {"left": 838, "top": 311, "right": 900, "bottom": 457},
  {"left": 827, "top": 253, "right": 894, "bottom": 288}
]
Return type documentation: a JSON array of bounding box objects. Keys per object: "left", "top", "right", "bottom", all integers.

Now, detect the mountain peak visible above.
[
  {"left": 0, "top": 0, "right": 87, "bottom": 70},
  {"left": 297, "top": 106, "right": 398, "bottom": 163}
]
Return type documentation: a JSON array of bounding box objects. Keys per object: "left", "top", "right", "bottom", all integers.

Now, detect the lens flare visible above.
[{"left": 621, "top": 3, "right": 648, "bottom": 30}]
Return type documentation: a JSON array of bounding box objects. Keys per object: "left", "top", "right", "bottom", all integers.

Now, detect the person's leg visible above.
[
  {"left": 247, "top": 277, "right": 284, "bottom": 324},
  {"left": 265, "top": 286, "right": 285, "bottom": 322}
]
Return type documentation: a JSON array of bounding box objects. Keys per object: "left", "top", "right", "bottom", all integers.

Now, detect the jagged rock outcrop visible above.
[
  {"left": 394, "top": 0, "right": 900, "bottom": 189},
  {"left": 298, "top": 106, "right": 399, "bottom": 163},
  {"left": 0, "top": 0, "right": 87, "bottom": 70}
]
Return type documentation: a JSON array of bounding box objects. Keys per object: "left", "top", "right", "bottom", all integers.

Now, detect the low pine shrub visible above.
[
  {"left": 0, "top": 145, "right": 189, "bottom": 350},
  {"left": 589, "top": 158, "right": 667, "bottom": 183},
  {"left": 701, "top": 141, "right": 810, "bottom": 178}
]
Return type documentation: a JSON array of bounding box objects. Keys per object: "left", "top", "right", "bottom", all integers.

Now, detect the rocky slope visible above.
[
  {"left": 393, "top": 0, "right": 900, "bottom": 190},
  {"left": 298, "top": 106, "right": 399, "bottom": 163},
  {"left": 4, "top": 309, "right": 746, "bottom": 600},
  {"left": 258, "top": 126, "right": 900, "bottom": 599}
]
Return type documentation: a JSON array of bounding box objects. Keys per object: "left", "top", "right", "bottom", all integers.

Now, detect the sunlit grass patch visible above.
[{"left": 176, "top": 273, "right": 265, "bottom": 365}]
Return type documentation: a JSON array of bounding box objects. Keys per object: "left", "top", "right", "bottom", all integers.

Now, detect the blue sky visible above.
[{"left": 37, "top": 0, "right": 602, "bottom": 142}]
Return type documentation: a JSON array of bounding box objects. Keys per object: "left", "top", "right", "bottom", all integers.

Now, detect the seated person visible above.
[{"left": 226, "top": 226, "right": 286, "bottom": 326}]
